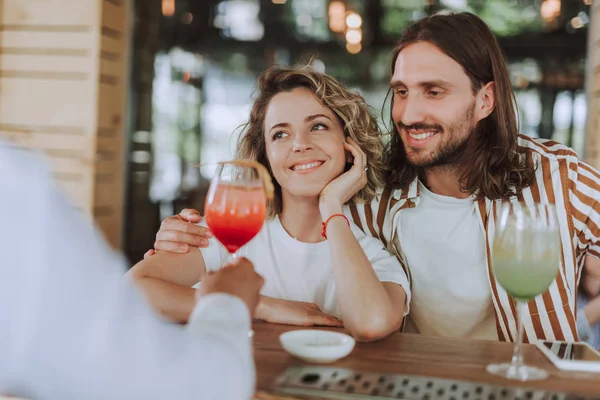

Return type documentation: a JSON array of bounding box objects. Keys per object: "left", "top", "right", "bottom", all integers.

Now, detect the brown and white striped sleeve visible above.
[{"left": 570, "top": 160, "right": 600, "bottom": 261}]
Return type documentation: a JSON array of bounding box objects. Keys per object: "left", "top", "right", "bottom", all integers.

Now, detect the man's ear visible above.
[{"left": 475, "top": 81, "right": 495, "bottom": 122}]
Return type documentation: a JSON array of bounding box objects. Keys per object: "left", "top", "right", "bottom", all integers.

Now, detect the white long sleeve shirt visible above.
[{"left": 0, "top": 142, "right": 254, "bottom": 400}]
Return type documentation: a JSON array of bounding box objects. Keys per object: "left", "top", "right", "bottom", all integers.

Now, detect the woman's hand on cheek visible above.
[{"left": 318, "top": 137, "right": 368, "bottom": 219}]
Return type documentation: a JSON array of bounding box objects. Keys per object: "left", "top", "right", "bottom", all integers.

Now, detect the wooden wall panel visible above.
[
  {"left": 95, "top": 181, "right": 117, "bottom": 206},
  {"left": 0, "top": 79, "right": 94, "bottom": 126},
  {"left": 97, "top": 84, "right": 123, "bottom": 126},
  {"left": 100, "top": 30, "right": 124, "bottom": 54},
  {"left": 0, "top": 30, "right": 93, "bottom": 51},
  {"left": 92, "top": 0, "right": 129, "bottom": 248},
  {"left": 100, "top": 57, "right": 125, "bottom": 77},
  {"left": 2, "top": 0, "right": 95, "bottom": 26},
  {"left": 0, "top": 0, "right": 130, "bottom": 249},
  {"left": 1, "top": 54, "right": 90, "bottom": 73},
  {"left": 0, "top": 130, "right": 90, "bottom": 152},
  {"left": 102, "top": 1, "right": 126, "bottom": 32},
  {"left": 46, "top": 155, "right": 93, "bottom": 174}
]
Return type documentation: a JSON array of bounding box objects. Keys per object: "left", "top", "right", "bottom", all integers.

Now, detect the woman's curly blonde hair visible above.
[{"left": 236, "top": 65, "right": 385, "bottom": 217}]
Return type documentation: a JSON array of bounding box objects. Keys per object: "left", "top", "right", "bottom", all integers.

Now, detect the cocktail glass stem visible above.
[
  {"left": 486, "top": 300, "right": 548, "bottom": 381},
  {"left": 226, "top": 251, "right": 238, "bottom": 266},
  {"left": 508, "top": 301, "right": 526, "bottom": 376}
]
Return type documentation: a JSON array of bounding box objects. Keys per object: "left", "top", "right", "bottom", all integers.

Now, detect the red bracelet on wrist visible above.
[{"left": 321, "top": 213, "right": 350, "bottom": 239}]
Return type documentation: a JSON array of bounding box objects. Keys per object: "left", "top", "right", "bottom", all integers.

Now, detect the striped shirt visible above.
[{"left": 346, "top": 135, "right": 600, "bottom": 343}]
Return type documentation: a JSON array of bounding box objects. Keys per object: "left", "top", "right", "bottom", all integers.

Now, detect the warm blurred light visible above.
[
  {"left": 571, "top": 16, "right": 584, "bottom": 29},
  {"left": 182, "top": 12, "right": 193, "bottom": 24},
  {"left": 183, "top": 72, "right": 191, "bottom": 82},
  {"left": 346, "top": 12, "right": 362, "bottom": 29},
  {"left": 540, "top": 0, "right": 561, "bottom": 23},
  {"left": 329, "top": 1, "right": 346, "bottom": 33},
  {"left": 162, "top": 0, "right": 175, "bottom": 16},
  {"left": 272, "top": 0, "right": 287, "bottom": 4},
  {"left": 346, "top": 42, "right": 362, "bottom": 54},
  {"left": 345, "top": 28, "right": 362, "bottom": 45},
  {"left": 584, "top": 0, "right": 592, "bottom": 5}
]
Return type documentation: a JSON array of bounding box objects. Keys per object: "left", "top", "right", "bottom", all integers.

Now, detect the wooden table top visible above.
[{"left": 253, "top": 323, "right": 600, "bottom": 398}]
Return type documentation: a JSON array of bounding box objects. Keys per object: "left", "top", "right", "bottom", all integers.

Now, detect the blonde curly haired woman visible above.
[{"left": 130, "top": 66, "right": 410, "bottom": 342}]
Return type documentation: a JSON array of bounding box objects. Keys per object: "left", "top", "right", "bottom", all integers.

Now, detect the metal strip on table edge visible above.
[{"left": 271, "top": 365, "right": 600, "bottom": 400}]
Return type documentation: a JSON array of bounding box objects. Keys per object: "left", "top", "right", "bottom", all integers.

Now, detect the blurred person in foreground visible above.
[
  {"left": 0, "top": 142, "right": 262, "bottom": 400},
  {"left": 150, "top": 12, "right": 600, "bottom": 344}
]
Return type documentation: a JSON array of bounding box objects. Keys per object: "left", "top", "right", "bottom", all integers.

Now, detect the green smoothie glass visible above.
[{"left": 486, "top": 202, "right": 560, "bottom": 381}]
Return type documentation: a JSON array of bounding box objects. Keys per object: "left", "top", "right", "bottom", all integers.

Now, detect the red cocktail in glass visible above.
[{"left": 204, "top": 162, "right": 267, "bottom": 262}]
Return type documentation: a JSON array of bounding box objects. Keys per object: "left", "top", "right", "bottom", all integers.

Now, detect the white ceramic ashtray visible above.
[{"left": 279, "top": 330, "right": 356, "bottom": 363}]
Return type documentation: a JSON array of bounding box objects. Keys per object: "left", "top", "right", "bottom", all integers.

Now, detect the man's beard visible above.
[{"left": 398, "top": 103, "right": 475, "bottom": 170}]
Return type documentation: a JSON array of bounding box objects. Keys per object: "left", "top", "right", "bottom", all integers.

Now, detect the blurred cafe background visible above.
[{"left": 0, "top": 0, "right": 596, "bottom": 264}]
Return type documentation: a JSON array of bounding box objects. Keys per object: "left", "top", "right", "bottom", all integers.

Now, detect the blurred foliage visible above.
[
  {"left": 465, "top": 0, "right": 544, "bottom": 36},
  {"left": 381, "top": 8, "right": 422, "bottom": 39},
  {"left": 381, "top": 0, "right": 544, "bottom": 39}
]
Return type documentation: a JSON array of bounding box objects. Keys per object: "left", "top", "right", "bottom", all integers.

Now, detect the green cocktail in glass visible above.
[{"left": 487, "top": 203, "right": 560, "bottom": 381}]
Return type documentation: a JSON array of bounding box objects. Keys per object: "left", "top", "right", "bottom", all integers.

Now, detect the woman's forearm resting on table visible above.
[
  {"left": 131, "top": 266, "right": 288, "bottom": 325},
  {"left": 325, "top": 216, "right": 406, "bottom": 342},
  {"left": 128, "top": 250, "right": 205, "bottom": 323},
  {"left": 132, "top": 276, "right": 196, "bottom": 323}
]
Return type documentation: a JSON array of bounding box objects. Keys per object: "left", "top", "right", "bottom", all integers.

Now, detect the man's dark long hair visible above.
[{"left": 384, "top": 12, "right": 535, "bottom": 199}]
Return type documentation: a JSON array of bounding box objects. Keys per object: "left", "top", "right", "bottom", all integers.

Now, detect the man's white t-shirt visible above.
[
  {"left": 200, "top": 216, "right": 411, "bottom": 319},
  {"left": 399, "top": 182, "right": 497, "bottom": 340}
]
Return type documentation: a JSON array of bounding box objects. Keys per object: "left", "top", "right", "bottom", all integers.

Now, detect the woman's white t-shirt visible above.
[{"left": 199, "top": 216, "right": 411, "bottom": 319}]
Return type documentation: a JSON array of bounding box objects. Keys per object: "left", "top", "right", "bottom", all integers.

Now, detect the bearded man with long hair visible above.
[{"left": 348, "top": 12, "right": 600, "bottom": 344}]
